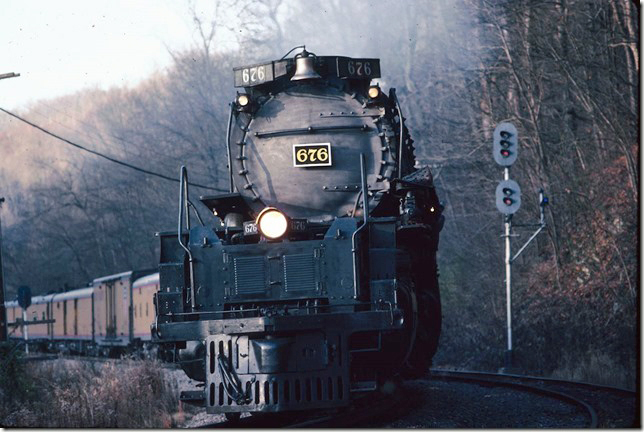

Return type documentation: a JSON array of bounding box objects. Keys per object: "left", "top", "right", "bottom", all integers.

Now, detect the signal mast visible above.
[{"left": 493, "top": 122, "right": 547, "bottom": 369}]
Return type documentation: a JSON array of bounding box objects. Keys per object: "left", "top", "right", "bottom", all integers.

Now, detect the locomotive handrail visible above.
[
  {"left": 178, "top": 166, "right": 197, "bottom": 311},
  {"left": 253, "top": 124, "right": 370, "bottom": 138}
]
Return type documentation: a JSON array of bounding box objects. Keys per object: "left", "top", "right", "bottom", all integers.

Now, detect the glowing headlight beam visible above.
[{"left": 256, "top": 207, "right": 288, "bottom": 239}]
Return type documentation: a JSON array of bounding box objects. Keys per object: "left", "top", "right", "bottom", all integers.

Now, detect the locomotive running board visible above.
[{"left": 199, "top": 193, "right": 253, "bottom": 220}]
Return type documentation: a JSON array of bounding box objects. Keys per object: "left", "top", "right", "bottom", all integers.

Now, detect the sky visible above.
[{"left": 1, "top": 1, "right": 222, "bottom": 110}]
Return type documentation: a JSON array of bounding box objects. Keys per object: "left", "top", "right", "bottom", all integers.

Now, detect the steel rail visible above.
[
  {"left": 198, "top": 386, "right": 406, "bottom": 428},
  {"left": 431, "top": 368, "right": 636, "bottom": 398},
  {"left": 429, "top": 369, "right": 599, "bottom": 428}
]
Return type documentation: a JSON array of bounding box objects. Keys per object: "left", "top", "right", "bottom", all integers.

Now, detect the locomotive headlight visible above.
[
  {"left": 256, "top": 207, "right": 288, "bottom": 239},
  {"left": 368, "top": 85, "right": 380, "bottom": 99},
  {"left": 237, "top": 93, "right": 250, "bottom": 107}
]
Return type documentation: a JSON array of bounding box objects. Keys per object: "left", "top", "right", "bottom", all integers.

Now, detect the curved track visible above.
[
  {"left": 429, "top": 369, "right": 637, "bottom": 428},
  {"left": 429, "top": 370, "right": 598, "bottom": 427},
  {"left": 195, "top": 370, "right": 636, "bottom": 428}
]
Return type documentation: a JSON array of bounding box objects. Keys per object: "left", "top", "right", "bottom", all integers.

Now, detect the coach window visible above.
[
  {"left": 146, "top": 303, "right": 149, "bottom": 317},
  {"left": 134, "top": 304, "right": 137, "bottom": 318}
]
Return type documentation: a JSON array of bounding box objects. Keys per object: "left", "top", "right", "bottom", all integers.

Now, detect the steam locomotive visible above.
[{"left": 152, "top": 49, "right": 444, "bottom": 416}]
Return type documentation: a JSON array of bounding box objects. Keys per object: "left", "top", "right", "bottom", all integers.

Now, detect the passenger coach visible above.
[{"left": 5, "top": 270, "right": 158, "bottom": 356}]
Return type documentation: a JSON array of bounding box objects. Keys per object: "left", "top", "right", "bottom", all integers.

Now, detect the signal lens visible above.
[
  {"left": 501, "top": 149, "right": 511, "bottom": 157},
  {"left": 368, "top": 86, "right": 380, "bottom": 99},
  {"left": 256, "top": 207, "right": 288, "bottom": 239},
  {"left": 503, "top": 197, "right": 514, "bottom": 206}
]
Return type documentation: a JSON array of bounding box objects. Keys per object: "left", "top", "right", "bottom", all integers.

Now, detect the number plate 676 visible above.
[{"left": 292, "top": 143, "right": 332, "bottom": 167}]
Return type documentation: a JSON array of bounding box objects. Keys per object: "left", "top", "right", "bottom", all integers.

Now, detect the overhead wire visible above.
[
  {"left": 36, "top": 101, "right": 184, "bottom": 159},
  {"left": 32, "top": 102, "right": 217, "bottom": 183},
  {"left": 30, "top": 106, "right": 186, "bottom": 176},
  {"left": 0, "top": 107, "right": 224, "bottom": 192}
]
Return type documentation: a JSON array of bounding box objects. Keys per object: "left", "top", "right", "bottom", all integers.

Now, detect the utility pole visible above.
[
  {"left": 0, "top": 198, "right": 6, "bottom": 342},
  {"left": 0, "top": 73, "right": 19, "bottom": 342}
]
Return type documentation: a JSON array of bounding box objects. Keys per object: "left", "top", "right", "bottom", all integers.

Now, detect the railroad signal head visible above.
[
  {"left": 17, "top": 285, "right": 31, "bottom": 309},
  {"left": 496, "top": 179, "right": 521, "bottom": 214},
  {"left": 493, "top": 122, "right": 518, "bottom": 166}
]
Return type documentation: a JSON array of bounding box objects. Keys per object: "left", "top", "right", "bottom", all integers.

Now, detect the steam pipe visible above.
[
  {"left": 361, "top": 154, "right": 369, "bottom": 227},
  {"left": 391, "top": 88, "right": 405, "bottom": 178},
  {"left": 352, "top": 153, "right": 369, "bottom": 299},
  {"left": 188, "top": 200, "right": 205, "bottom": 226},
  {"left": 225, "top": 103, "right": 235, "bottom": 193}
]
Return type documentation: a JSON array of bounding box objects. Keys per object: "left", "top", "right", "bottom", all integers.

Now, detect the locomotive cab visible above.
[{"left": 153, "top": 48, "right": 443, "bottom": 416}]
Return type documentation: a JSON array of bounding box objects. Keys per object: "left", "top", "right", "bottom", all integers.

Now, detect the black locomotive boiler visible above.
[{"left": 152, "top": 49, "right": 444, "bottom": 416}]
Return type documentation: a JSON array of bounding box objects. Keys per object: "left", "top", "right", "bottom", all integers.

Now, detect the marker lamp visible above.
[
  {"left": 256, "top": 207, "right": 288, "bottom": 239},
  {"left": 237, "top": 94, "right": 250, "bottom": 107},
  {"left": 368, "top": 86, "right": 380, "bottom": 99}
]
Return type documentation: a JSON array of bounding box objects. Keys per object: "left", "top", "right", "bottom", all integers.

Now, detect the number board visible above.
[
  {"left": 234, "top": 63, "right": 274, "bottom": 87},
  {"left": 233, "top": 60, "right": 288, "bottom": 87},
  {"left": 293, "top": 143, "right": 332, "bottom": 167},
  {"left": 243, "top": 221, "right": 258, "bottom": 235},
  {"left": 336, "top": 57, "right": 380, "bottom": 79}
]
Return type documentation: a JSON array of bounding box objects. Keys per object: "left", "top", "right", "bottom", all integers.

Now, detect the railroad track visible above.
[
  {"left": 195, "top": 381, "right": 409, "bottom": 428},
  {"left": 193, "top": 370, "right": 637, "bottom": 428},
  {"left": 428, "top": 369, "right": 638, "bottom": 428},
  {"left": 19, "top": 352, "right": 182, "bottom": 372}
]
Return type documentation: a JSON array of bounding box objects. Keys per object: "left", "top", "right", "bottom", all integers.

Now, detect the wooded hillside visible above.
[{"left": 1, "top": 0, "right": 637, "bottom": 386}]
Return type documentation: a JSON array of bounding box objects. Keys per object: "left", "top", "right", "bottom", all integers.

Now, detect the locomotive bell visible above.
[{"left": 291, "top": 52, "right": 321, "bottom": 81}]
